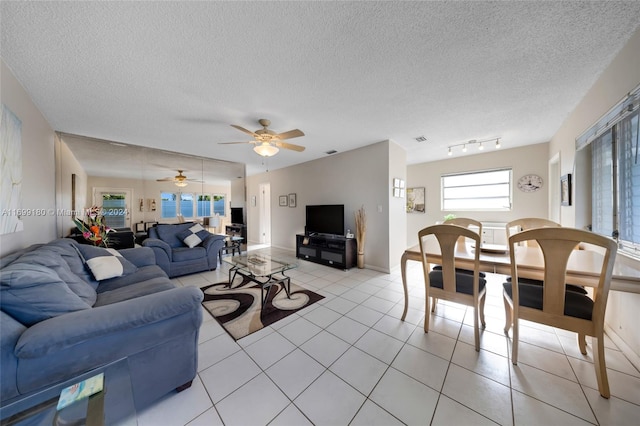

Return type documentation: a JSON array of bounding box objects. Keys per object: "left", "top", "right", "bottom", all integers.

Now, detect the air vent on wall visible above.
[
  {"left": 325, "top": 150, "right": 338, "bottom": 155},
  {"left": 415, "top": 136, "right": 427, "bottom": 142}
]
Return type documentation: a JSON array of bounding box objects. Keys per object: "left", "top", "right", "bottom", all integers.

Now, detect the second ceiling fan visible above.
[{"left": 219, "top": 119, "right": 305, "bottom": 157}]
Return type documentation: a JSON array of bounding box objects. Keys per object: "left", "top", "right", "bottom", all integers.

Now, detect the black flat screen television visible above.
[
  {"left": 305, "top": 204, "right": 344, "bottom": 236},
  {"left": 230, "top": 207, "right": 244, "bottom": 225}
]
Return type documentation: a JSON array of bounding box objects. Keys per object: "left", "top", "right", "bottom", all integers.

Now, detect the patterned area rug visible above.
[{"left": 201, "top": 277, "right": 324, "bottom": 340}]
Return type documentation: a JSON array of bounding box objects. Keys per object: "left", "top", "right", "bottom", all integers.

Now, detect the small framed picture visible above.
[
  {"left": 288, "top": 193, "right": 297, "bottom": 208},
  {"left": 279, "top": 195, "right": 288, "bottom": 207},
  {"left": 561, "top": 174, "right": 572, "bottom": 206},
  {"left": 406, "top": 187, "right": 426, "bottom": 213}
]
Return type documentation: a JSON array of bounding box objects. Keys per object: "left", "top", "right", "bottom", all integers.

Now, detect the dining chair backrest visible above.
[
  {"left": 419, "top": 224, "right": 486, "bottom": 350},
  {"left": 505, "top": 217, "right": 560, "bottom": 247},
  {"left": 504, "top": 227, "right": 617, "bottom": 397},
  {"left": 444, "top": 217, "right": 482, "bottom": 244}
]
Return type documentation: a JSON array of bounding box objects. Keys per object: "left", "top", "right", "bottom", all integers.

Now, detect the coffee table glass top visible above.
[{"left": 223, "top": 252, "right": 298, "bottom": 277}]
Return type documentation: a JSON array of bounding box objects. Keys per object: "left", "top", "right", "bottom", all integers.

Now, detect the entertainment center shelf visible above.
[{"left": 296, "top": 234, "right": 357, "bottom": 270}]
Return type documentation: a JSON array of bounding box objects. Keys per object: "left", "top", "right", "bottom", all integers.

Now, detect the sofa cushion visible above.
[
  {"left": 94, "top": 276, "right": 177, "bottom": 306},
  {"left": 77, "top": 245, "right": 137, "bottom": 281},
  {"left": 177, "top": 224, "right": 210, "bottom": 248},
  {"left": 97, "top": 265, "right": 168, "bottom": 294},
  {"left": 172, "top": 246, "right": 207, "bottom": 262},
  {"left": 0, "top": 263, "right": 91, "bottom": 326}
]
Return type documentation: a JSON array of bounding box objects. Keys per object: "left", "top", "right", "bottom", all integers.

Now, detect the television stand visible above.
[
  {"left": 225, "top": 224, "right": 247, "bottom": 241},
  {"left": 296, "top": 234, "right": 356, "bottom": 270}
]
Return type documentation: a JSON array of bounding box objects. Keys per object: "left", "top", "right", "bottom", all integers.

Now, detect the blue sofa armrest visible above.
[
  {"left": 202, "top": 234, "right": 227, "bottom": 269},
  {"left": 142, "top": 238, "right": 172, "bottom": 274},
  {"left": 118, "top": 246, "right": 156, "bottom": 268},
  {"left": 202, "top": 233, "right": 226, "bottom": 251},
  {"left": 1, "top": 311, "right": 26, "bottom": 400},
  {"left": 15, "top": 287, "right": 203, "bottom": 359}
]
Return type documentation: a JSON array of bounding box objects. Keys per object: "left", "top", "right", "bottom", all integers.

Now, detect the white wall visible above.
[
  {"left": 406, "top": 143, "right": 549, "bottom": 247},
  {"left": 388, "top": 140, "right": 407, "bottom": 270},
  {"left": 548, "top": 27, "right": 640, "bottom": 363},
  {"left": 247, "top": 141, "right": 398, "bottom": 272},
  {"left": 0, "top": 60, "right": 57, "bottom": 256}
]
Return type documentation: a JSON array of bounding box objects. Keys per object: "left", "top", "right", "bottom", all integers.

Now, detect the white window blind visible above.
[
  {"left": 442, "top": 168, "right": 512, "bottom": 211},
  {"left": 579, "top": 84, "right": 640, "bottom": 257}
]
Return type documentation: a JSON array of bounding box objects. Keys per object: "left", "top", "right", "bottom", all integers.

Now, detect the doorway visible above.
[
  {"left": 93, "top": 187, "right": 132, "bottom": 229},
  {"left": 259, "top": 183, "right": 271, "bottom": 245},
  {"left": 548, "top": 153, "right": 560, "bottom": 223}
]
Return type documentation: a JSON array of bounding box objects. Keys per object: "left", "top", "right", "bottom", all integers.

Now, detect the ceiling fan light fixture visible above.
[
  {"left": 175, "top": 180, "right": 188, "bottom": 187},
  {"left": 254, "top": 143, "right": 279, "bottom": 157}
]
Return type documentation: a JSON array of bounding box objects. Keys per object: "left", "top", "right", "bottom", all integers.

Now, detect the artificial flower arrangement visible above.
[{"left": 73, "top": 206, "right": 112, "bottom": 247}]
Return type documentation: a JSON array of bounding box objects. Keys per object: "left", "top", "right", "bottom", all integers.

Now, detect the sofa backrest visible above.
[
  {"left": 1, "top": 239, "right": 99, "bottom": 326},
  {"left": 151, "top": 223, "right": 202, "bottom": 248}
]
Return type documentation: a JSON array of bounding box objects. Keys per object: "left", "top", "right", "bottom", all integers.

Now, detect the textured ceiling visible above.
[{"left": 2, "top": 1, "right": 639, "bottom": 177}]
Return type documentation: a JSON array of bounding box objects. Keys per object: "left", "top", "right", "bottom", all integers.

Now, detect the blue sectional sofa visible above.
[
  {"left": 143, "top": 222, "right": 226, "bottom": 277},
  {"left": 0, "top": 239, "right": 203, "bottom": 410}
]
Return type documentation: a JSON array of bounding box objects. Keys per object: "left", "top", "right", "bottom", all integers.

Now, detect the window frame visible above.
[
  {"left": 441, "top": 168, "right": 513, "bottom": 212},
  {"left": 577, "top": 83, "right": 640, "bottom": 258}
]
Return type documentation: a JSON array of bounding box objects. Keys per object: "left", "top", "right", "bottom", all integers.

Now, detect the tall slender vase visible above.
[{"left": 357, "top": 252, "right": 364, "bottom": 269}]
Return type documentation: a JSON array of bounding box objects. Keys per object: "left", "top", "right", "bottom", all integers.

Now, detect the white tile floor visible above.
[{"left": 138, "top": 248, "right": 640, "bottom": 425}]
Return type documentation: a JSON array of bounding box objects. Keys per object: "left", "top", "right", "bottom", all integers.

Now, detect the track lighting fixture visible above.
[{"left": 446, "top": 137, "right": 501, "bottom": 156}]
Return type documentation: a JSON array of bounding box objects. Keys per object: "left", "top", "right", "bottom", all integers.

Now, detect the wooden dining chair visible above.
[
  {"left": 419, "top": 224, "right": 487, "bottom": 351},
  {"left": 505, "top": 217, "right": 560, "bottom": 246},
  {"left": 503, "top": 227, "right": 617, "bottom": 398},
  {"left": 444, "top": 217, "right": 483, "bottom": 240}
]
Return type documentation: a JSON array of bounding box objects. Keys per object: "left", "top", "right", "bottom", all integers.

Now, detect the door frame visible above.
[{"left": 259, "top": 183, "right": 271, "bottom": 245}]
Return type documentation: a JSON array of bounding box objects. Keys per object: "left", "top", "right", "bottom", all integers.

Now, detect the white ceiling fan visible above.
[
  {"left": 156, "top": 170, "right": 201, "bottom": 187},
  {"left": 219, "top": 119, "right": 305, "bottom": 157}
]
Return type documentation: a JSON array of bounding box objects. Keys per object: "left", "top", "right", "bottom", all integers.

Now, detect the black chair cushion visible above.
[
  {"left": 432, "top": 265, "right": 486, "bottom": 278},
  {"left": 429, "top": 270, "right": 487, "bottom": 295},
  {"left": 505, "top": 276, "right": 587, "bottom": 294},
  {"left": 503, "top": 281, "right": 594, "bottom": 320}
]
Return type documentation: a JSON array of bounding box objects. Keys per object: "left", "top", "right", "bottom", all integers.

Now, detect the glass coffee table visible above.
[
  {"left": 223, "top": 252, "right": 299, "bottom": 308},
  {"left": 0, "top": 358, "right": 136, "bottom": 426}
]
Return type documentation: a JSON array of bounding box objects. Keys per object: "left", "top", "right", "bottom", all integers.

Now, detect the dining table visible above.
[{"left": 399, "top": 240, "right": 640, "bottom": 321}]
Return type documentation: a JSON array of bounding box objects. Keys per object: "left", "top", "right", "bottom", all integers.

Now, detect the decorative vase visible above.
[{"left": 357, "top": 252, "right": 364, "bottom": 269}]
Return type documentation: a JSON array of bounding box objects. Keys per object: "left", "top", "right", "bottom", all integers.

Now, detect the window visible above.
[
  {"left": 442, "top": 168, "right": 512, "bottom": 211},
  {"left": 197, "top": 195, "right": 211, "bottom": 217},
  {"left": 163, "top": 192, "right": 226, "bottom": 219},
  {"left": 160, "top": 192, "right": 177, "bottom": 219},
  {"left": 588, "top": 106, "right": 640, "bottom": 256},
  {"left": 180, "top": 193, "right": 194, "bottom": 218},
  {"left": 100, "top": 193, "right": 126, "bottom": 228},
  {"left": 213, "top": 194, "right": 225, "bottom": 216}
]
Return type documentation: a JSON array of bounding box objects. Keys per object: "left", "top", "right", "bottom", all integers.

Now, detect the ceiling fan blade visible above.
[
  {"left": 230, "top": 124, "right": 258, "bottom": 137},
  {"left": 275, "top": 129, "right": 304, "bottom": 140},
  {"left": 218, "top": 141, "right": 254, "bottom": 145},
  {"left": 275, "top": 141, "right": 306, "bottom": 152},
  {"left": 156, "top": 178, "right": 174, "bottom": 181}
]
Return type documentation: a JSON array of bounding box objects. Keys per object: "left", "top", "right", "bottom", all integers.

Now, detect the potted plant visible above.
[{"left": 355, "top": 206, "right": 366, "bottom": 268}]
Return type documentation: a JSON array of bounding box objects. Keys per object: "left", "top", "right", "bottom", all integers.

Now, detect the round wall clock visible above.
[{"left": 517, "top": 174, "right": 543, "bottom": 192}]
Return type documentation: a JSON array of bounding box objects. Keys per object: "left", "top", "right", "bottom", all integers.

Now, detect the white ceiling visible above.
[{"left": 2, "top": 1, "right": 639, "bottom": 177}]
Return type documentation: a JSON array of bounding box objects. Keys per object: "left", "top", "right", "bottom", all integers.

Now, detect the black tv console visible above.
[{"left": 296, "top": 233, "right": 356, "bottom": 270}]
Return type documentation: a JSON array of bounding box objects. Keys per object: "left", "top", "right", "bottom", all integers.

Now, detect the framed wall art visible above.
[
  {"left": 288, "top": 193, "right": 297, "bottom": 208},
  {"left": 406, "top": 187, "right": 426, "bottom": 213},
  {"left": 561, "top": 174, "right": 572, "bottom": 206},
  {"left": 279, "top": 195, "right": 288, "bottom": 207}
]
